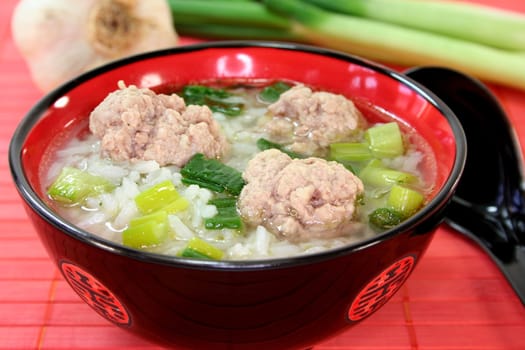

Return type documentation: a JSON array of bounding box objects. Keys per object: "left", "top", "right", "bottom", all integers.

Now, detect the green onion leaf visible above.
[
  {"left": 256, "top": 138, "right": 304, "bottom": 159},
  {"left": 181, "top": 85, "right": 244, "bottom": 117},
  {"left": 259, "top": 81, "right": 292, "bottom": 102},
  {"left": 369, "top": 207, "right": 404, "bottom": 230},
  {"left": 180, "top": 237, "right": 224, "bottom": 260},
  {"left": 181, "top": 153, "right": 245, "bottom": 195}
]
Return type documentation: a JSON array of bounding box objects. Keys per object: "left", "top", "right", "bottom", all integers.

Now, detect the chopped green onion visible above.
[
  {"left": 365, "top": 122, "right": 404, "bottom": 158},
  {"left": 181, "top": 153, "right": 245, "bottom": 195},
  {"left": 369, "top": 207, "right": 403, "bottom": 230},
  {"left": 180, "top": 237, "right": 224, "bottom": 260},
  {"left": 329, "top": 142, "right": 372, "bottom": 162},
  {"left": 359, "top": 159, "right": 417, "bottom": 188},
  {"left": 205, "top": 216, "right": 243, "bottom": 230},
  {"left": 208, "top": 197, "right": 238, "bottom": 208},
  {"left": 259, "top": 81, "right": 292, "bottom": 102},
  {"left": 180, "top": 85, "right": 243, "bottom": 117},
  {"left": 256, "top": 138, "right": 303, "bottom": 159},
  {"left": 387, "top": 184, "right": 425, "bottom": 218},
  {"left": 205, "top": 197, "right": 243, "bottom": 230},
  {"left": 47, "top": 166, "right": 115, "bottom": 204},
  {"left": 135, "top": 180, "right": 181, "bottom": 214},
  {"left": 122, "top": 211, "right": 169, "bottom": 249}
]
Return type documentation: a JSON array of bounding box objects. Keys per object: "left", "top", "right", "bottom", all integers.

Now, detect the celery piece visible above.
[
  {"left": 369, "top": 207, "right": 403, "bottom": 230},
  {"left": 256, "top": 138, "right": 303, "bottom": 159},
  {"left": 135, "top": 180, "right": 181, "bottom": 214},
  {"left": 122, "top": 214, "right": 169, "bottom": 249},
  {"left": 259, "top": 81, "right": 292, "bottom": 102},
  {"left": 181, "top": 153, "right": 245, "bottom": 195},
  {"left": 365, "top": 122, "right": 404, "bottom": 158},
  {"left": 359, "top": 159, "right": 417, "bottom": 188},
  {"left": 180, "top": 85, "right": 243, "bottom": 117},
  {"left": 180, "top": 237, "right": 224, "bottom": 260},
  {"left": 47, "top": 166, "right": 115, "bottom": 204},
  {"left": 329, "top": 142, "right": 372, "bottom": 162},
  {"left": 387, "top": 185, "right": 425, "bottom": 218}
]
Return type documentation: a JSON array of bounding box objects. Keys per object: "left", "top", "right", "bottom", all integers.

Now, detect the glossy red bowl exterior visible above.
[{"left": 9, "top": 42, "right": 465, "bottom": 350}]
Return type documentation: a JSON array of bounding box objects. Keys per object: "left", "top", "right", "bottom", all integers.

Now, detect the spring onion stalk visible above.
[
  {"left": 47, "top": 167, "right": 115, "bottom": 204},
  {"left": 122, "top": 211, "right": 169, "bottom": 248},
  {"left": 168, "top": 0, "right": 291, "bottom": 30},
  {"left": 359, "top": 159, "right": 417, "bottom": 188},
  {"left": 261, "top": 0, "right": 525, "bottom": 91},
  {"left": 161, "top": 197, "right": 189, "bottom": 214},
  {"left": 329, "top": 142, "right": 372, "bottom": 162},
  {"left": 365, "top": 122, "right": 404, "bottom": 158},
  {"left": 175, "top": 23, "right": 303, "bottom": 41},
  {"left": 303, "top": 0, "right": 525, "bottom": 51},
  {"left": 180, "top": 237, "right": 224, "bottom": 260},
  {"left": 135, "top": 180, "right": 182, "bottom": 214},
  {"left": 387, "top": 184, "right": 424, "bottom": 218}
]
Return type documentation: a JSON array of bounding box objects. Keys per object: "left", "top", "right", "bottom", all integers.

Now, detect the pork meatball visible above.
[
  {"left": 265, "top": 84, "right": 365, "bottom": 155},
  {"left": 89, "top": 81, "right": 229, "bottom": 167},
  {"left": 238, "top": 149, "right": 364, "bottom": 242}
]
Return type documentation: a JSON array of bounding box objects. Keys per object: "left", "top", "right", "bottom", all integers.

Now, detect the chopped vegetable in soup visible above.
[{"left": 44, "top": 80, "right": 436, "bottom": 260}]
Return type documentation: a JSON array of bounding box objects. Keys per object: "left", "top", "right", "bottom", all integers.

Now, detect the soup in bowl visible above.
[{"left": 9, "top": 42, "right": 465, "bottom": 350}]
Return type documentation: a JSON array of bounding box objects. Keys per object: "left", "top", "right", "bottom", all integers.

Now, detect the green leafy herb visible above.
[
  {"left": 259, "top": 81, "right": 292, "bottom": 102},
  {"left": 256, "top": 138, "right": 304, "bottom": 159},
  {"left": 181, "top": 85, "right": 244, "bottom": 116},
  {"left": 205, "top": 197, "right": 243, "bottom": 230},
  {"left": 369, "top": 207, "right": 403, "bottom": 230},
  {"left": 180, "top": 237, "right": 224, "bottom": 260},
  {"left": 181, "top": 153, "right": 245, "bottom": 195}
]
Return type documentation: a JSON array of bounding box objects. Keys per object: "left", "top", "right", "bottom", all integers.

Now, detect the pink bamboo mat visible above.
[{"left": 1, "top": 0, "right": 525, "bottom": 349}]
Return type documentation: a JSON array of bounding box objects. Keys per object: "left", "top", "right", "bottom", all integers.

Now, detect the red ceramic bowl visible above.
[{"left": 9, "top": 41, "right": 465, "bottom": 350}]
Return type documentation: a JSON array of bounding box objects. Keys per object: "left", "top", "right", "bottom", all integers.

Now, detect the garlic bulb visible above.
[{"left": 11, "top": 0, "right": 179, "bottom": 92}]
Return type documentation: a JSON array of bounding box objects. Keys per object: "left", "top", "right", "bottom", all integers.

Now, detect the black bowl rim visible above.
[{"left": 8, "top": 40, "right": 467, "bottom": 271}]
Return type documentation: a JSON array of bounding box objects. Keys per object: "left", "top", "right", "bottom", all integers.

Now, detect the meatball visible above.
[
  {"left": 89, "top": 81, "right": 229, "bottom": 167},
  {"left": 265, "top": 84, "right": 365, "bottom": 155},
  {"left": 238, "top": 149, "right": 364, "bottom": 242}
]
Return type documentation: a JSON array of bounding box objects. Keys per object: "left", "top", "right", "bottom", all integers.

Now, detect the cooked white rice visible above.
[{"left": 44, "top": 86, "right": 428, "bottom": 260}]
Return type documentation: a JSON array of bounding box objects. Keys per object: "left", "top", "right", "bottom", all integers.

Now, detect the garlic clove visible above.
[{"left": 11, "top": 0, "right": 179, "bottom": 92}]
